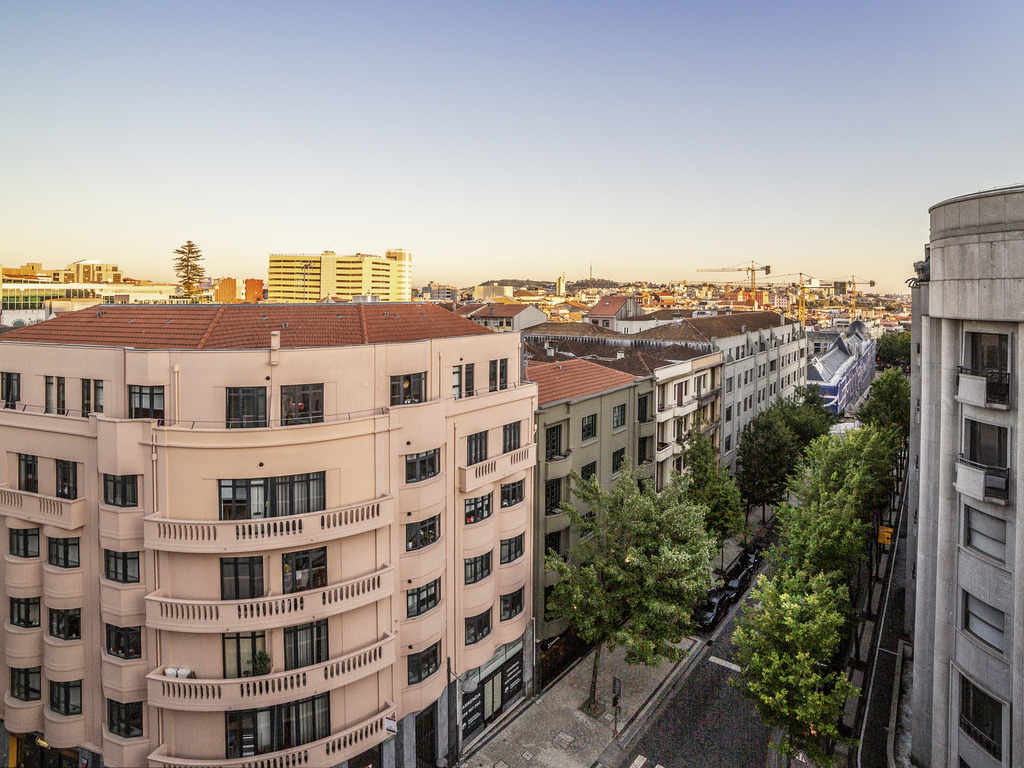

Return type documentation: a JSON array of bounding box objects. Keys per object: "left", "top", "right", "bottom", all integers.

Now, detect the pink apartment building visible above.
[{"left": 0, "top": 303, "right": 537, "bottom": 768}]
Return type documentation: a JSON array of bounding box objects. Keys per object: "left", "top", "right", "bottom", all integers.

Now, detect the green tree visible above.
[
  {"left": 545, "top": 464, "right": 715, "bottom": 714},
  {"left": 875, "top": 331, "right": 911, "bottom": 371},
  {"left": 737, "top": 407, "right": 799, "bottom": 517},
  {"left": 775, "top": 386, "right": 835, "bottom": 450},
  {"left": 733, "top": 571, "right": 855, "bottom": 766},
  {"left": 682, "top": 430, "right": 744, "bottom": 566},
  {"left": 173, "top": 240, "right": 206, "bottom": 297},
  {"left": 857, "top": 368, "right": 911, "bottom": 444}
]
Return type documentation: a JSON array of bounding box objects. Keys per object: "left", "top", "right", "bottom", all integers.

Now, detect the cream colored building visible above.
[
  {"left": 268, "top": 251, "right": 412, "bottom": 303},
  {"left": 0, "top": 303, "right": 536, "bottom": 768}
]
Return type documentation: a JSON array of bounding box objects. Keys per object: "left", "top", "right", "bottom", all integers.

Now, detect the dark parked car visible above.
[
  {"left": 722, "top": 563, "right": 754, "bottom": 604},
  {"left": 692, "top": 587, "right": 730, "bottom": 631},
  {"left": 738, "top": 545, "right": 763, "bottom": 570}
]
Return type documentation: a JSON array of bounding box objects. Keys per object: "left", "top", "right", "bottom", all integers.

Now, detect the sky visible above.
[{"left": 3, "top": 1, "right": 1023, "bottom": 295}]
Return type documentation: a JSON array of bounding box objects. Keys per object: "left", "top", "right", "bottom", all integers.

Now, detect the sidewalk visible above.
[{"left": 457, "top": 517, "right": 773, "bottom": 768}]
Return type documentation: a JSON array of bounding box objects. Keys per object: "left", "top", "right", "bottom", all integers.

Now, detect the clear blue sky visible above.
[{"left": 3, "top": 1, "right": 1022, "bottom": 294}]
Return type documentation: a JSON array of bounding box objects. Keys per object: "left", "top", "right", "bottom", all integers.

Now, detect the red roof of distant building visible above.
[
  {"left": 586, "top": 296, "right": 634, "bottom": 317},
  {"left": 526, "top": 359, "right": 641, "bottom": 406},
  {"left": 0, "top": 303, "right": 493, "bottom": 349}
]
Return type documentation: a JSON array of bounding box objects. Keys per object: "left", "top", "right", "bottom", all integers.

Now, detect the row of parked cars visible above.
[{"left": 692, "top": 543, "right": 765, "bottom": 631}]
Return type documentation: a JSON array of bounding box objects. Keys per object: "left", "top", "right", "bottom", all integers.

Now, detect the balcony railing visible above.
[
  {"left": 149, "top": 702, "right": 395, "bottom": 768},
  {"left": 147, "top": 634, "right": 395, "bottom": 711},
  {"left": 959, "top": 713, "right": 1001, "bottom": 760},
  {"left": 956, "top": 366, "right": 1010, "bottom": 407},
  {"left": 956, "top": 455, "right": 1009, "bottom": 502},
  {"left": 695, "top": 387, "right": 721, "bottom": 406},
  {"left": 144, "top": 497, "right": 393, "bottom": 553},
  {"left": 146, "top": 565, "right": 394, "bottom": 633},
  {"left": 0, "top": 487, "right": 88, "bottom": 530},
  {"left": 459, "top": 444, "right": 536, "bottom": 493}
]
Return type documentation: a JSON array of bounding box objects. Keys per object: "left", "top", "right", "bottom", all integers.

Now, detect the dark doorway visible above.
[
  {"left": 415, "top": 702, "right": 437, "bottom": 768},
  {"left": 348, "top": 742, "right": 382, "bottom": 768}
]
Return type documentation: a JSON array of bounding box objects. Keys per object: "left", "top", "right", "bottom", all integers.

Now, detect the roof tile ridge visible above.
[
  {"left": 196, "top": 305, "right": 227, "bottom": 349},
  {"left": 358, "top": 303, "right": 368, "bottom": 344},
  {"left": 681, "top": 317, "right": 709, "bottom": 341}
]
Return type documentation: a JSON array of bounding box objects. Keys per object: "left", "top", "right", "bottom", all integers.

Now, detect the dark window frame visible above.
[
  {"left": 282, "top": 547, "right": 327, "bottom": 594},
  {"left": 467, "top": 430, "right": 488, "bottom": 466},
  {"left": 219, "top": 472, "right": 326, "bottom": 520},
  {"left": 544, "top": 478, "right": 562, "bottom": 514},
  {"left": 612, "top": 448, "right": 626, "bottom": 473},
  {"left": 48, "top": 537, "right": 80, "bottom": 569},
  {"left": 407, "top": 640, "right": 441, "bottom": 685},
  {"left": 107, "top": 699, "right": 144, "bottom": 738},
  {"left": 390, "top": 372, "right": 426, "bottom": 406},
  {"left": 406, "top": 577, "right": 441, "bottom": 618},
  {"left": 104, "top": 474, "right": 139, "bottom": 507},
  {"left": 221, "top": 556, "right": 265, "bottom": 600},
  {"left": 2, "top": 371, "right": 21, "bottom": 408},
  {"left": 581, "top": 461, "right": 598, "bottom": 481},
  {"left": 464, "top": 552, "right": 493, "bottom": 585},
  {"left": 224, "top": 693, "right": 330, "bottom": 758},
  {"left": 281, "top": 383, "right": 325, "bottom": 425},
  {"left": 406, "top": 515, "right": 440, "bottom": 551},
  {"left": 500, "top": 533, "right": 525, "bottom": 563},
  {"left": 612, "top": 403, "right": 626, "bottom": 429},
  {"left": 502, "top": 421, "right": 521, "bottom": 453},
  {"left": 465, "top": 608, "right": 492, "bottom": 645},
  {"left": 11, "top": 597, "right": 40, "bottom": 628},
  {"left": 223, "top": 630, "right": 266, "bottom": 678},
  {"left": 18, "top": 454, "right": 38, "bottom": 493},
  {"left": 10, "top": 666, "right": 41, "bottom": 701},
  {"left": 500, "top": 480, "right": 525, "bottom": 508},
  {"left": 49, "top": 608, "right": 82, "bottom": 641},
  {"left": 226, "top": 386, "right": 268, "bottom": 429},
  {"left": 464, "top": 493, "right": 493, "bottom": 524},
  {"left": 56, "top": 459, "right": 77, "bottom": 500},
  {"left": 500, "top": 587, "right": 524, "bottom": 621},
  {"left": 581, "top": 413, "right": 597, "bottom": 441},
  {"left": 9, "top": 528, "right": 39, "bottom": 559},
  {"left": 49, "top": 679, "right": 82, "bottom": 716},
  {"left": 104, "top": 550, "right": 141, "bottom": 583},
  {"left": 960, "top": 675, "right": 1002, "bottom": 759},
  {"left": 128, "top": 385, "right": 165, "bottom": 423},
  {"left": 405, "top": 449, "right": 440, "bottom": 483},
  {"left": 284, "top": 620, "right": 328, "bottom": 670}
]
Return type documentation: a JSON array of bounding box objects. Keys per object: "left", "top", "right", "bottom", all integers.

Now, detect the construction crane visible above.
[
  {"left": 772, "top": 272, "right": 817, "bottom": 326},
  {"left": 826, "top": 275, "right": 877, "bottom": 319},
  {"left": 696, "top": 261, "right": 771, "bottom": 309}
]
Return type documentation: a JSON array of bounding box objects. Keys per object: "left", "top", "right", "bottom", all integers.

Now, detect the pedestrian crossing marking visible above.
[
  {"left": 630, "top": 757, "right": 665, "bottom": 768},
  {"left": 708, "top": 655, "right": 742, "bottom": 672}
]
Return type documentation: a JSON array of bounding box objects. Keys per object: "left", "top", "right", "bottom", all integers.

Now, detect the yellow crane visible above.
[
  {"left": 826, "top": 275, "right": 876, "bottom": 319},
  {"left": 696, "top": 261, "right": 771, "bottom": 309}
]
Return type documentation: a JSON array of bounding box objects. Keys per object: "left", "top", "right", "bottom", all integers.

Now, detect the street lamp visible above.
[{"left": 447, "top": 657, "right": 477, "bottom": 693}]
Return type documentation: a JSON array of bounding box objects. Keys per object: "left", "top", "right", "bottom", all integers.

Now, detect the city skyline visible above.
[{"left": 3, "top": 1, "right": 1023, "bottom": 294}]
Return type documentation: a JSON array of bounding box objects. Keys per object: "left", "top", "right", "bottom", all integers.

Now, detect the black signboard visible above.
[
  {"left": 502, "top": 652, "right": 523, "bottom": 703},
  {"left": 461, "top": 685, "right": 484, "bottom": 740}
]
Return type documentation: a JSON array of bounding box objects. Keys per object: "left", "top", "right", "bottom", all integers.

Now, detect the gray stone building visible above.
[{"left": 911, "top": 184, "right": 1024, "bottom": 768}]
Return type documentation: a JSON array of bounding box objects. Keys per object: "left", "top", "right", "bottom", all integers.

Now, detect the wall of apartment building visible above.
[
  {"left": 911, "top": 185, "right": 1024, "bottom": 768},
  {"left": 531, "top": 378, "right": 656, "bottom": 645},
  {"left": 268, "top": 252, "right": 412, "bottom": 303},
  {"left": 0, "top": 330, "right": 535, "bottom": 768},
  {"left": 716, "top": 323, "right": 807, "bottom": 474}
]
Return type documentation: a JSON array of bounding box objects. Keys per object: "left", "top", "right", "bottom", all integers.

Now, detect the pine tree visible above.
[{"left": 173, "top": 240, "right": 206, "bottom": 297}]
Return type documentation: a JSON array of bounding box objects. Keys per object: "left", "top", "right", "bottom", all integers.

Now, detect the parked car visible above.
[
  {"left": 692, "top": 587, "right": 731, "bottom": 631},
  {"left": 722, "top": 563, "right": 754, "bottom": 604},
  {"left": 738, "top": 545, "right": 762, "bottom": 570}
]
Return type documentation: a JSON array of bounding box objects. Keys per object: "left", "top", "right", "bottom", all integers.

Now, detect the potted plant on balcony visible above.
[{"left": 247, "top": 650, "right": 272, "bottom": 677}]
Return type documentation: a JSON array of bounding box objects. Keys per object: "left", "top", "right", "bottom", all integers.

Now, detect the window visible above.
[
  {"left": 49, "top": 608, "right": 81, "bottom": 641},
  {"left": 544, "top": 478, "right": 562, "bottom": 514},
  {"left": 965, "top": 419, "right": 1008, "bottom": 468},
  {"left": 465, "top": 552, "right": 493, "bottom": 584},
  {"left": 128, "top": 385, "right": 164, "bottom": 423},
  {"left": 93, "top": 379, "right": 104, "bottom": 413},
  {"left": 963, "top": 591, "right": 1004, "bottom": 651},
  {"left": 390, "top": 373, "right": 426, "bottom": 406},
  {"left": 81, "top": 378, "right": 104, "bottom": 416},
  {"left": 9, "top": 528, "right": 39, "bottom": 558},
  {"left": 581, "top": 413, "right": 598, "bottom": 441},
  {"left": 282, "top": 548, "right": 327, "bottom": 594},
  {"left": 502, "top": 421, "right": 521, "bottom": 453},
  {"left": 500, "top": 480, "right": 524, "bottom": 507},
  {"left": 451, "top": 365, "right": 463, "bottom": 399},
  {"left": 638, "top": 437, "right": 651, "bottom": 464},
  {"left": 725, "top": 377, "right": 733, "bottom": 393},
  {"left": 281, "top": 383, "right": 324, "bottom": 424},
  {"left": 489, "top": 358, "right": 509, "bottom": 391},
  {"left": 284, "top": 620, "right": 328, "bottom": 670},
  {"left": 45, "top": 376, "right": 66, "bottom": 415},
  {"left": 407, "top": 578, "right": 441, "bottom": 618},
  {"left": 964, "top": 505, "right": 1006, "bottom": 563},
  {"left": 612, "top": 404, "right": 626, "bottom": 429},
  {"left": 725, "top": 406, "right": 732, "bottom": 422},
  {"left": 545, "top": 424, "right": 563, "bottom": 461},
  {"left": 223, "top": 631, "right": 266, "bottom": 678},
  {"left": 500, "top": 533, "right": 525, "bottom": 563},
  {"left": 48, "top": 537, "right": 80, "bottom": 569},
  {"left": 104, "top": 475, "right": 139, "bottom": 507},
  {"left": 106, "top": 624, "right": 142, "bottom": 659},
  {"left": 221, "top": 557, "right": 265, "bottom": 600},
  {"left": 18, "top": 454, "right": 38, "bottom": 493},
  {"left": 464, "top": 493, "right": 492, "bottom": 524},
  {"left": 581, "top": 462, "right": 597, "bottom": 481},
  {"left": 225, "top": 694, "right": 329, "bottom": 758},
  {"left": 226, "top": 387, "right": 268, "bottom": 428},
  {"left": 11, "top": 597, "right": 40, "bottom": 628},
  {"left": 960, "top": 676, "right": 1002, "bottom": 759},
  {"left": 10, "top": 667, "right": 40, "bottom": 701},
  {"left": 55, "top": 460, "right": 77, "bottom": 500},
  {"left": 464, "top": 363, "right": 475, "bottom": 396},
  {"left": 104, "top": 550, "right": 140, "bottom": 583},
  {"left": 219, "top": 472, "right": 325, "bottom": 520},
  {"left": 107, "top": 699, "right": 144, "bottom": 738},
  {"left": 500, "top": 588, "right": 524, "bottom": 621},
  {"left": 408, "top": 641, "right": 441, "bottom": 685},
  {"left": 467, "top": 430, "right": 488, "bottom": 466},
  {"left": 2, "top": 372, "right": 20, "bottom": 408},
  {"left": 612, "top": 448, "right": 625, "bottom": 473},
  {"left": 50, "top": 679, "right": 82, "bottom": 716},
  {"left": 406, "top": 515, "right": 440, "bottom": 551},
  {"left": 965, "top": 332, "right": 1010, "bottom": 405},
  {"left": 638, "top": 394, "right": 650, "bottom": 423},
  {"left": 465, "top": 609, "right": 492, "bottom": 645},
  {"left": 81, "top": 378, "right": 92, "bottom": 416},
  {"left": 405, "top": 449, "right": 440, "bottom": 483},
  {"left": 545, "top": 530, "right": 565, "bottom": 560},
  {"left": 725, "top": 435, "right": 732, "bottom": 452}
]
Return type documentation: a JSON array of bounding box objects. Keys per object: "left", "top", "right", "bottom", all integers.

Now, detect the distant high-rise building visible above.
[
  {"left": 556, "top": 274, "right": 566, "bottom": 297},
  {"left": 214, "top": 277, "right": 238, "bottom": 303},
  {"left": 267, "top": 250, "right": 412, "bottom": 303},
  {"left": 244, "top": 278, "right": 264, "bottom": 303}
]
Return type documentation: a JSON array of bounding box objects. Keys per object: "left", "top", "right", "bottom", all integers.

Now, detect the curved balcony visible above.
[
  {"left": 459, "top": 444, "right": 536, "bottom": 493},
  {"left": 461, "top": 514, "right": 498, "bottom": 553},
  {"left": 102, "top": 727, "right": 152, "bottom": 768},
  {"left": 148, "top": 634, "right": 395, "bottom": 712},
  {"left": 102, "top": 654, "right": 148, "bottom": 699},
  {"left": 100, "top": 580, "right": 148, "bottom": 624},
  {"left": 955, "top": 456, "right": 1010, "bottom": 505},
  {"left": 149, "top": 702, "right": 395, "bottom": 768},
  {"left": 398, "top": 473, "right": 446, "bottom": 515},
  {"left": 4, "top": 554, "right": 43, "bottom": 592},
  {"left": 399, "top": 600, "right": 447, "bottom": 648},
  {"left": 493, "top": 609, "right": 529, "bottom": 647},
  {"left": 956, "top": 367, "right": 1010, "bottom": 409},
  {"left": 499, "top": 501, "right": 529, "bottom": 534},
  {"left": 497, "top": 560, "right": 529, "bottom": 593},
  {"left": 99, "top": 506, "right": 145, "bottom": 549},
  {"left": 144, "top": 496, "right": 394, "bottom": 554},
  {"left": 388, "top": 398, "right": 446, "bottom": 452},
  {"left": 42, "top": 564, "right": 84, "bottom": 602},
  {"left": 0, "top": 487, "right": 87, "bottom": 531},
  {"left": 5, "top": 624, "right": 43, "bottom": 666},
  {"left": 2, "top": 693, "right": 44, "bottom": 734},
  {"left": 147, "top": 564, "right": 394, "bottom": 633},
  {"left": 43, "top": 636, "right": 86, "bottom": 676},
  {"left": 399, "top": 537, "right": 446, "bottom": 583},
  {"left": 43, "top": 708, "right": 86, "bottom": 748}
]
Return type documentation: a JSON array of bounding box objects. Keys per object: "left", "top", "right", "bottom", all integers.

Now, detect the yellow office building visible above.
[{"left": 268, "top": 250, "right": 412, "bottom": 303}]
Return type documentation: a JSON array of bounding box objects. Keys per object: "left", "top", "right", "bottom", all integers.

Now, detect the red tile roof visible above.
[
  {"left": 526, "top": 359, "right": 641, "bottom": 406},
  {"left": 632, "top": 311, "right": 793, "bottom": 341},
  {"left": 469, "top": 303, "right": 534, "bottom": 318},
  {"left": 585, "top": 296, "right": 637, "bottom": 318},
  {"left": 0, "top": 303, "right": 493, "bottom": 349},
  {"left": 523, "top": 321, "right": 623, "bottom": 338}
]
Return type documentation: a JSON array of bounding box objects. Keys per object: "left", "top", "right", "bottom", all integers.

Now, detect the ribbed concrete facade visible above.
[{"left": 911, "top": 185, "right": 1024, "bottom": 768}]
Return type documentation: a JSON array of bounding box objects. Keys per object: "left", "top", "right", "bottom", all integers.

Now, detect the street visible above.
[{"left": 624, "top": 570, "right": 772, "bottom": 768}]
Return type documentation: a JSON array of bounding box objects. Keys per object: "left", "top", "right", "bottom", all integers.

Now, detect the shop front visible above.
[
  {"left": 460, "top": 639, "right": 525, "bottom": 744},
  {"left": 8, "top": 733, "right": 80, "bottom": 768}
]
